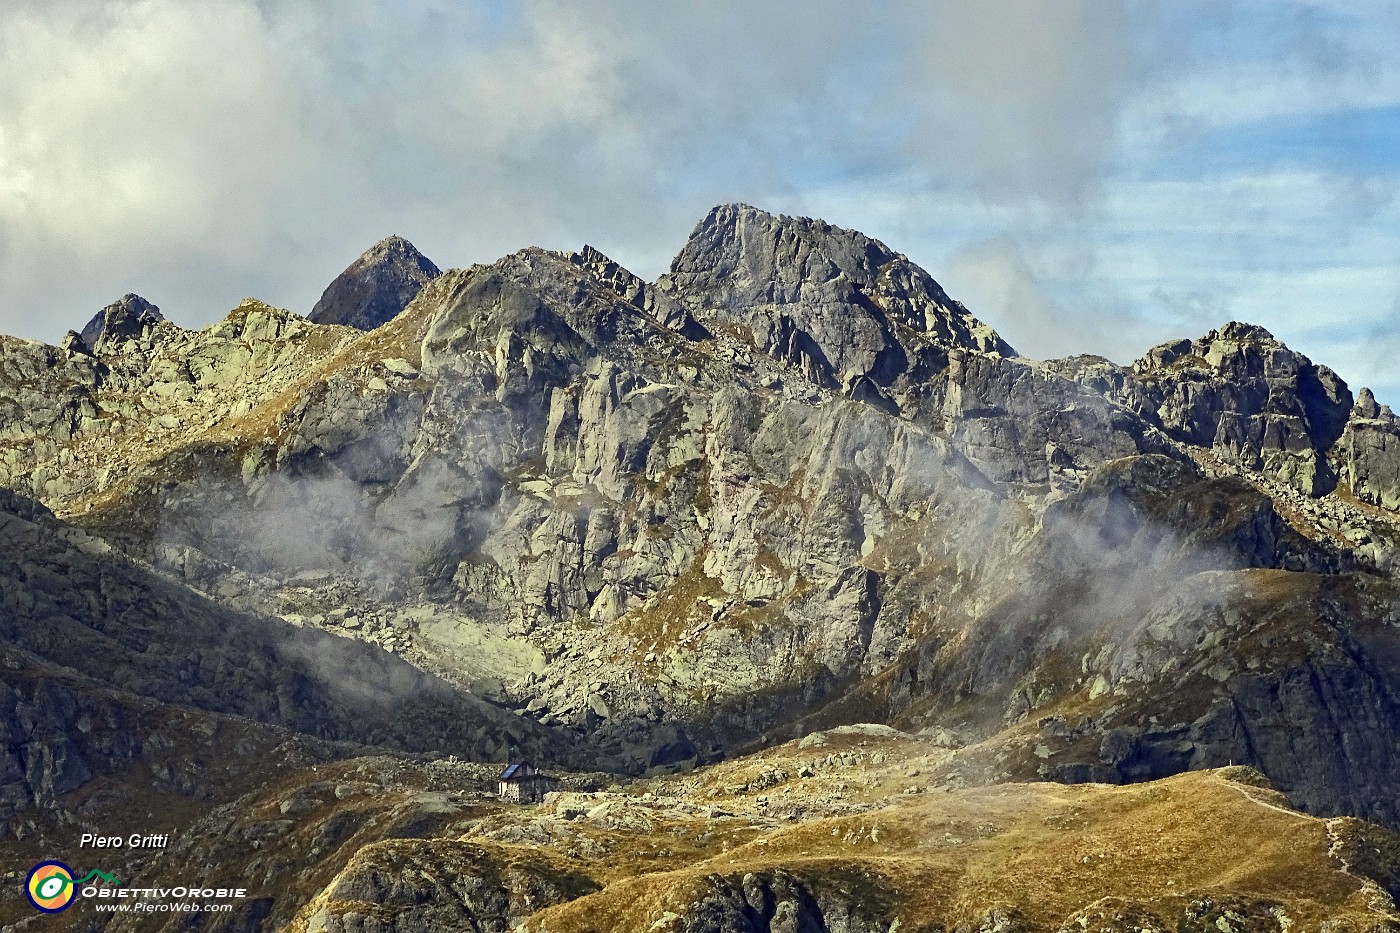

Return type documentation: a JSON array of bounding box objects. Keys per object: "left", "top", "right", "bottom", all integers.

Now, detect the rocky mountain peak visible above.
[
  {"left": 78, "top": 293, "right": 165, "bottom": 351},
  {"left": 670, "top": 202, "right": 896, "bottom": 283},
  {"left": 658, "top": 203, "right": 1012, "bottom": 393},
  {"left": 1214, "top": 320, "right": 1276, "bottom": 342},
  {"left": 1131, "top": 322, "right": 1353, "bottom": 495},
  {"left": 4, "top": 205, "right": 1400, "bottom": 930},
  {"left": 309, "top": 235, "right": 442, "bottom": 331}
]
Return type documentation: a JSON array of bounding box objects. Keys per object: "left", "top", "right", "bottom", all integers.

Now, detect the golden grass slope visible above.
[
  {"left": 528, "top": 770, "right": 1398, "bottom": 931},
  {"left": 287, "top": 764, "right": 1399, "bottom": 933}
]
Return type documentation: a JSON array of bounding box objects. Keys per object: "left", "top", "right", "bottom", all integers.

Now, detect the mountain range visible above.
[{"left": 0, "top": 204, "right": 1398, "bottom": 931}]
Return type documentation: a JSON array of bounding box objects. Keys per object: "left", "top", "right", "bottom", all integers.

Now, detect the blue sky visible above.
[{"left": 0, "top": 0, "right": 1396, "bottom": 403}]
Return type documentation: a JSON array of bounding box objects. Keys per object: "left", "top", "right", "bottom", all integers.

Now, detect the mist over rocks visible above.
[
  {"left": 2, "top": 203, "right": 1400, "bottom": 926},
  {"left": 0, "top": 487, "right": 570, "bottom": 767},
  {"left": 309, "top": 235, "right": 442, "bottom": 331}
]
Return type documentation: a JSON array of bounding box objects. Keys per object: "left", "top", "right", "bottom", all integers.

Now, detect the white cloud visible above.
[
  {"left": 0, "top": 1, "right": 338, "bottom": 326},
  {"left": 937, "top": 238, "right": 1188, "bottom": 364},
  {"left": 899, "top": 0, "right": 1166, "bottom": 202}
]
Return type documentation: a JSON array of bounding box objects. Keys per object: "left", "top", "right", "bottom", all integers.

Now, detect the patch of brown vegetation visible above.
[{"left": 525, "top": 769, "right": 1395, "bottom": 932}]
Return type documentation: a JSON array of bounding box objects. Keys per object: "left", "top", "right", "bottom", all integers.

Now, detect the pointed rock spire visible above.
[{"left": 309, "top": 235, "right": 442, "bottom": 330}]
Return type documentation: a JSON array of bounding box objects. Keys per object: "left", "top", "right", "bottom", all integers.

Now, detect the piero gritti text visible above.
[{"left": 80, "top": 832, "right": 171, "bottom": 849}]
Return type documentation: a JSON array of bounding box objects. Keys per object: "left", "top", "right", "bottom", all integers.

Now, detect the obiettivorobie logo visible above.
[
  {"left": 25, "top": 861, "right": 122, "bottom": 913},
  {"left": 24, "top": 858, "right": 248, "bottom": 916}
]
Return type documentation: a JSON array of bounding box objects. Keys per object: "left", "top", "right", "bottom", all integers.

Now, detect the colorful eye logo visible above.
[{"left": 26, "top": 861, "right": 76, "bottom": 913}]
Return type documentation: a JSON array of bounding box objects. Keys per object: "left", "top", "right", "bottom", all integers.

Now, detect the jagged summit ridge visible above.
[{"left": 309, "top": 234, "right": 441, "bottom": 330}]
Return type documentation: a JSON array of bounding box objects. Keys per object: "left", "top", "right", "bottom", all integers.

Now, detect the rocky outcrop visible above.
[
  {"left": 1077, "top": 568, "right": 1400, "bottom": 827},
  {"left": 296, "top": 839, "right": 600, "bottom": 933},
  {"left": 28, "top": 238, "right": 1167, "bottom": 773},
  {"left": 660, "top": 204, "right": 1013, "bottom": 392},
  {"left": 78, "top": 292, "right": 166, "bottom": 352},
  {"left": 927, "top": 353, "right": 1177, "bottom": 487},
  {"left": 1131, "top": 323, "right": 1353, "bottom": 495},
  {"left": 309, "top": 235, "right": 441, "bottom": 330},
  {"left": 670, "top": 871, "right": 893, "bottom": 933},
  {"left": 1342, "top": 387, "right": 1400, "bottom": 510},
  {"left": 571, "top": 244, "right": 709, "bottom": 339}
]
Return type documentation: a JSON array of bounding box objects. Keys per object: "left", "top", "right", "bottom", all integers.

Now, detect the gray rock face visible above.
[
  {"left": 661, "top": 203, "right": 1013, "bottom": 389},
  {"left": 1342, "top": 388, "right": 1400, "bottom": 510},
  {"left": 658, "top": 205, "right": 1174, "bottom": 489},
  {"left": 1356, "top": 386, "right": 1386, "bottom": 420},
  {"left": 309, "top": 235, "right": 441, "bottom": 330},
  {"left": 1131, "top": 322, "right": 1353, "bottom": 495},
  {"left": 78, "top": 292, "right": 166, "bottom": 352},
  {"left": 928, "top": 352, "right": 1176, "bottom": 487},
  {"left": 0, "top": 677, "right": 91, "bottom": 818},
  {"left": 1074, "top": 567, "right": 1400, "bottom": 828}
]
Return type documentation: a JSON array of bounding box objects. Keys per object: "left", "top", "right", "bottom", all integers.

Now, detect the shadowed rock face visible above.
[
  {"left": 0, "top": 487, "right": 575, "bottom": 780},
  {"left": 309, "top": 235, "right": 441, "bottom": 330},
  {"left": 78, "top": 292, "right": 165, "bottom": 351}
]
